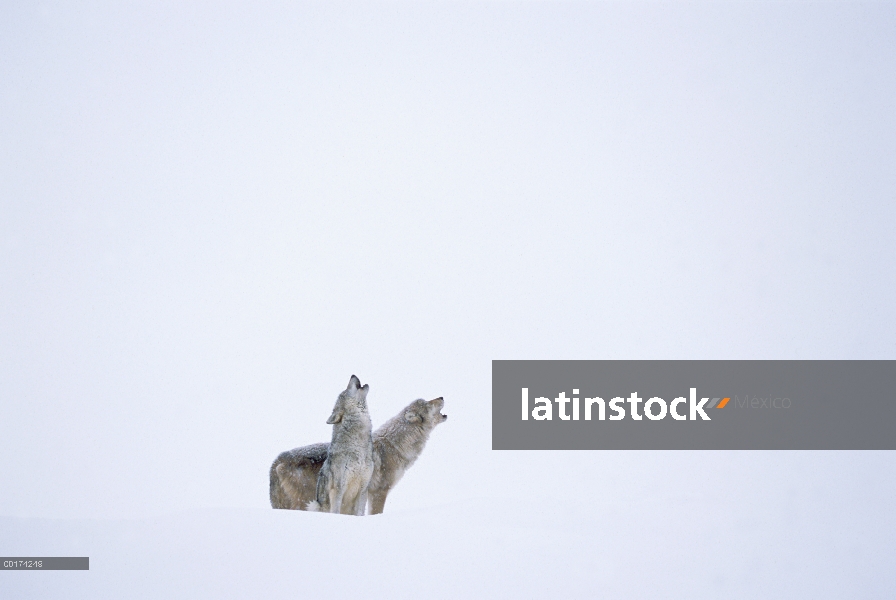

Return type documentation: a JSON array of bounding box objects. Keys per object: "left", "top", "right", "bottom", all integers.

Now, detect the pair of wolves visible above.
[{"left": 269, "top": 375, "right": 447, "bottom": 515}]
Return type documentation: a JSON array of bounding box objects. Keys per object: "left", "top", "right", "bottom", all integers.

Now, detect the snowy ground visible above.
[{"left": 3, "top": 478, "right": 895, "bottom": 599}]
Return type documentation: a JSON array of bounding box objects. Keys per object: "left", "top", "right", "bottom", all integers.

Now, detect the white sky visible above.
[{"left": 1, "top": 2, "right": 894, "bottom": 521}]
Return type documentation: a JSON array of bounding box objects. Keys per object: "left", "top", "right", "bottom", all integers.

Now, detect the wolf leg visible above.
[
  {"left": 329, "top": 487, "right": 344, "bottom": 514},
  {"left": 368, "top": 491, "right": 387, "bottom": 515},
  {"left": 340, "top": 486, "right": 359, "bottom": 516},
  {"left": 273, "top": 463, "right": 313, "bottom": 510},
  {"left": 351, "top": 489, "right": 368, "bottom": 516},
  {"left": 315, "top": 469, "right": 331, "bottom": 512}
]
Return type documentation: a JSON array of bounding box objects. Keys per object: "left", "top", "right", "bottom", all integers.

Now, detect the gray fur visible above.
[
  {"left": 366, "top": 396, "right": 447, "bottom": 514},
  {"left": 313, "top": 375, "right": 374, "bottom": 515},
  {"left": 269, "top": 396, "right": 447, "bottom": 515},
  {"left": 269, "top": 442, "right": 328, "bottom": 510}
]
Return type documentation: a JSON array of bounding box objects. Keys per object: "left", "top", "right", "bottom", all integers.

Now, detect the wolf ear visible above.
[
  {"left": 327, "top": 408, "right": 344, "bottom": 424},
  {"left": 404, "top": 410, "right": 422, "bottom": 423}
]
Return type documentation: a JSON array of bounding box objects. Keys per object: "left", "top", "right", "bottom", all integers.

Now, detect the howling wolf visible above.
[
  {"left": 273, "top": 375, "right": 374, "bottom": 515},
  {"left": 269, "top": 396, "right": 447, "bottom": 515}
]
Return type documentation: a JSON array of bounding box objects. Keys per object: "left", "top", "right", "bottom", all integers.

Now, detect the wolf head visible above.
[
  {"left": 326, "top": 374, "right": 370, "bottom": 424},
  {"left": 402, "top": 397, "right": 447, "bottom": 429}
]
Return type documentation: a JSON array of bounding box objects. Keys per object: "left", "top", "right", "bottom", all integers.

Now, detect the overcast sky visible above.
[{"left": 1, "top": 1, "right": 894, "bottom": 520}]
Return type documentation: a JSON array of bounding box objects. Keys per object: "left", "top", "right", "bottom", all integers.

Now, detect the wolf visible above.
[
  {"left": 270, "top": 375, "right": 374, "bottom": 515},
  {"left": 313, "top": 374, "right": 374, "bottom": 515},
  {"left": 366, "top": 396, "right": 447, "bottom": 514},
  {"left": 269, "top": 396, "right": 447, "bottom": 515}
]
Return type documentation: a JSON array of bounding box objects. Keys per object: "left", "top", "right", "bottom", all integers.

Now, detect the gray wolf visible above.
[
  {"left": 269, "top": 396, "right": 447, "bottom": 514},
  {"left": 313, "top": 375, "right": 374, "bottom": 515},
  {"left": 269, "top": 442, "right": 328, "bottom": 511}
]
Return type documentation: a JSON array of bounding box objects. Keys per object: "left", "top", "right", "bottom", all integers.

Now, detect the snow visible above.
[{"left": 3, "top": 481, "right": 895, "bottom": 599}]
